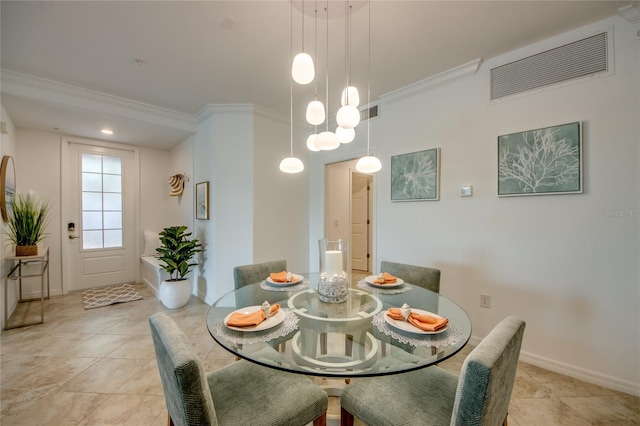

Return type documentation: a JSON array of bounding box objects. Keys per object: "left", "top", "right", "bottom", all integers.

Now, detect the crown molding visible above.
[
  {"left": 195, "top": 104, "right": 256, "bottom": 123},
  {"left": 0, "top": 69, "right": 197, "bottom": 133},
  {"left": 380, "top": 58, "right": 483, "bottom": 104},
  {"left": 618, "top": 2, "right": 640, "bottom": 24}
]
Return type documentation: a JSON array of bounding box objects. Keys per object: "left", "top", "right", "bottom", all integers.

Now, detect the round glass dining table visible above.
[{"left": 206, "top": 273, "right": 471, "bottom": 378}]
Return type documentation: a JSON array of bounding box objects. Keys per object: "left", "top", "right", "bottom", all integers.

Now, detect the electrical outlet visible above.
[{"left": 480, "top": 293, "right": 491, "bottom": 309}]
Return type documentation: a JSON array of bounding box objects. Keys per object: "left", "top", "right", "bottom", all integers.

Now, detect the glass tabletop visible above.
[{"left": 206, "top": 273, "right": 471, "bottom": 378}]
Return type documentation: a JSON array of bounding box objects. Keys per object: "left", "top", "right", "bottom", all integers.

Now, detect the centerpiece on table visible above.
[
  {"left": 156, "top": 225, "right": 202, "bottom": 309},
  {"left": 5, "top": 191, "right": 51, "bottom": 256}
]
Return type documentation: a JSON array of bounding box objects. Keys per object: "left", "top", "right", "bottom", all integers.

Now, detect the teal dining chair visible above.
[
  {"left": 379, "top": 260, "right": 440, "bottom": 293},
  {"left": 149, "top": 312, "right": 328, "bottom": 426},
  {"left": 234, "top": 259, "right": 288, "bottom": 289},
  {"left": 340, "top": 316, "right": 526, "bottom": 426}
]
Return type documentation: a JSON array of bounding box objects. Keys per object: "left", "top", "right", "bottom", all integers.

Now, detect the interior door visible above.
[
  {"left": 64, "top": 142, "right": 137, "bottom": 291},
  {"left": 351, "top": 171, "right": 371, "bottom": 272}
]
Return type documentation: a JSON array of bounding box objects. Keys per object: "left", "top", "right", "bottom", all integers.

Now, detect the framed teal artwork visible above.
[
  {"left": 498, "top": 122, "right": 582, "bottom": 196},
  {"left": 391, "top": 148, "right": 440, "bottom": 201}
]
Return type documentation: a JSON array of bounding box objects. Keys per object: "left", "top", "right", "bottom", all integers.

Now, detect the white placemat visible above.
[
  {"left": 215, "top": 309, "right": 299, "bottom": 345},
  {"left": 372, "top": 311, "right": 464, "bottom": 348},
  {"left": 357, "top": 279, "right": 414, "bottom": 295}
]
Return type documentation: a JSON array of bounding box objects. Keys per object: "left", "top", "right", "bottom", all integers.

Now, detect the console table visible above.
[{"left": 3, "top": 247, "right": 50, "bottom": 330}]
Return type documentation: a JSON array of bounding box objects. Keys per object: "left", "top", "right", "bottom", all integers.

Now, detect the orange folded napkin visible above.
[
  {"left": 270, "top": 271, "right": 290, "bottom": 282},
  {"left": 386, "top": 308, "right": 448, "bottom": 332},
  {"left": 374, "top": 272, "right": 397, "bottom": 284},
  {"left": 227, "top": 304, "right": 280, "bottom": 327}
]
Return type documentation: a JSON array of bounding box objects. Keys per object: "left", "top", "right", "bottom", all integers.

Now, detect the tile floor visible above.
[{"left": 1, "top": 283, "right": 639, "bottom": 425}]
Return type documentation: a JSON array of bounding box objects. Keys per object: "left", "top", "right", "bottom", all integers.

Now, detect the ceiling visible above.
[{"left": 0, "top": 1, "right": 631, "bottom": 149}]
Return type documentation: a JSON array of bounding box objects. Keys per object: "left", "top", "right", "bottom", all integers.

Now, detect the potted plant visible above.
[
  {"left": 156, "top": 225, "right": 202, "bottom": 309},
  {"left": 5, "top": 192, "right": 52, "bottom": 256}
]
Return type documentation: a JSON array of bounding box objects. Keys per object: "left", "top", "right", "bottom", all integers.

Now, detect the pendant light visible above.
[
  {"left": 336, "top": 126, "right": 355, "bottom": 144},
  {"left": 306, "top": 3, "right": 325, "bottom": 125},
  {"left": 356, "top": 0, "right": 381, "bottom": 174},
  {"left": 307, "top": 133, "right": 321, "bottom": 151},
  {"left": 315, "top": 1, "right": 339, "bottom": 151},
  {"left": 292, "top": 0, "right": 315, "bottom": 85},
  {"left": 281, "top": 1, "right": 304, "bottom": 174},
  {"left": 336, "top": 1, "right": 360, "bottom": 130}
]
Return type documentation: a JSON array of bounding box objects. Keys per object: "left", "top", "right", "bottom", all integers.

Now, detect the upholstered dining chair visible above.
[
  {"left": 379, "top": 260, "right": 440, "bottom": 293},
  {"left": 233, "top": 259, "right": 287, "bottom": 289},
  {"left": 340, "top": 316, "right": 526, "bottom": 426},
  {"left": 149, "top": 312, "right": 328, "bottom": 426}
]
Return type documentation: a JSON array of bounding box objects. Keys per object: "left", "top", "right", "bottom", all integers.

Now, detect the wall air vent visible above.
[
  {"left": 360, "top": 104, "right": 379, "bottom": 121},
  {"left": 491, "top": 32, "right": 608, "bottom": 100}
]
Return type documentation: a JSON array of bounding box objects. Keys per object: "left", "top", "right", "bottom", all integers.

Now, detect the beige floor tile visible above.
[
  {"left": 0, "top": 388, "right": 50, "bottom": 417},
  {"left": 508, "top": 397, "right": 592, "bottom": 426},
  {"left": 106, "top": 335, "right": 157, "bottom": 359},
  {"left": 1, "top": 391, "right": 109, "bottom": 425},
  {"left": 2, "top": 355, "right": 98, "bottom": 391},
  {"left": 61, "top": 357, "right": 148, "bottom": 393},
  {"left": 65, "top": 333, "right": 137, "bottom": 358},
  {"left": 114, "top": 359, "right": 164, "bottom": 396},
  {"left": 79, "top": 394, "right": 166, "bottom": 426},
  {"left": 560, "top": 395, "right": 640, "bottom": 425}
]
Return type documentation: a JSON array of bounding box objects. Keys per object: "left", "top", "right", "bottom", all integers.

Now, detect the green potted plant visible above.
[
  {"left": 5, "top": 192, "right": 52, "bottom": 256},
  {"left": 156, "top": 225, "right": 202, "bottom": 309}
]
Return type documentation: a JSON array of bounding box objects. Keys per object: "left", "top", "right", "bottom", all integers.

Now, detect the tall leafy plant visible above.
[
  {"left": 157, "top": 226, "right": 202, "bottom": 281},
  {"left": 6, "top": 192, "right": 52, "bottom": 246}
]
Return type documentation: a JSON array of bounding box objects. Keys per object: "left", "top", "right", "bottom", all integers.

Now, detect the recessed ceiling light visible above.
[{"left": 101, "top": 129, "right": 114, "bottom": 135}]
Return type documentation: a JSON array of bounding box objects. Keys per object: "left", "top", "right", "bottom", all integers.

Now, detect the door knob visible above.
[{"left": 68, "top": 235, "right": 79, "bottom": 239}]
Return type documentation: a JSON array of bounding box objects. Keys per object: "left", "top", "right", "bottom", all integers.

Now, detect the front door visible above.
[{"left": 63, "top": 140, "right": 137, "bottom": 291}]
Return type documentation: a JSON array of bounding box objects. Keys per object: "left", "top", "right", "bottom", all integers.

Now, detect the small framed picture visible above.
[
  {"left": 391, "top": 148, "right": 440, "bottom": 201},
  {"left": 195, "top": 181, "right": 209, "bottom": 220},
  {"left": 498, "top": 122, "right": 582, "bottom": 196}
]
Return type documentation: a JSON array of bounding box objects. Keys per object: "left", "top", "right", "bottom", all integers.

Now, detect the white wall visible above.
[
  {"left": 253, "top": 107, "right": 310, "bottom": 272},
  {"left": 194, "top": 105, "right": 254, "bottom": 304},
  {"left": 140, "top": 145, "right": 178, "bottom": 234},
  {"left": 168, "top": 138, "right": 195, "bottom": 228},
  {"left": 309, "top": 17, "right": 639, "bottom": 395},
  {"left": 1, "top": 105, "right": 18, "bottom": 329},
  {"left": 14, "top": 129, "right": 64, "bottom": 297}
]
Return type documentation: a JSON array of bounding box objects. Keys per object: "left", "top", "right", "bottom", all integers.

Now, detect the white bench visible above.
[{"left": 140, "top": 256, "right": 169, "bottom": 295}]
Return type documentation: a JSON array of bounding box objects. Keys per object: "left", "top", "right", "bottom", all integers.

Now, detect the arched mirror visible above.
[{"left": 1, "top": 155, "right": 16, "bottom": 222}]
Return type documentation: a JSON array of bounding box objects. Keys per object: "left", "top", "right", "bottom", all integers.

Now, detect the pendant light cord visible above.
[
  {"left": 325, "top": 0, "right": 330, "bottom": 132},
  {"left": 366, "top": 0, "right": 371, "bottom": 155},
  {"left": 290, "top": 0, "right": 294, "bottom": 156}
]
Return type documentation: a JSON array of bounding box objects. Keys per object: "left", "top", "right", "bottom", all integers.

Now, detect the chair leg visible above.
[
  {"left": 503, "top": 414, "right": 508, "bottom": 426},
  {"left": 167, "top": 412, "right": 174, "bottom": 426},
  {"left": 313, "top": 411, "right": 327, "bottom": 426},
  {"left": 340, "top": 407, "right": 354, "bottom": 426}
]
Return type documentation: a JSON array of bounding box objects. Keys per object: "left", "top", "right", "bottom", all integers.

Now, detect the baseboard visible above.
[{"left": 470, "top": 334, "right": 640, "bottom": 397}]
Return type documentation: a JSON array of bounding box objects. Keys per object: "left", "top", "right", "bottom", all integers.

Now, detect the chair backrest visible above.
[
  {"left": 149, "top": 312, "right": 217, "bottom": 426},
  {"left": 450, "top": 316, "right": 526, "bottom": 426},
  {"left": 233, "top": 259, "right": 287, "bottom": 289},
  {"left": 380, "top": 260, "right": 441, "bottom": 293}
]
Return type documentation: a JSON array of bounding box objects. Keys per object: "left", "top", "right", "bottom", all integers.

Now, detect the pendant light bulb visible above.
[
  {"left": 341, "top": 86, "right": 360, "bottom": 107},
  {"left": 307, "top": 134, "right": 321, "bottom": 151},
  {"left": 315, "top": 131, "right": 340, "bottom": 150},
  {"left": 336, "top": 126, "right": 355, "bottom": 144},
  {"left": 292, "top": 53, "right": 315, "bottom": 85},
  {"left": 336, "top": 105, "right": 360, "bottom": 129},
  {"left": 279, "top": 157, "right": 305, "bottom": 173},
  {"left": 306, "top": 100, "right": 325, "bottom": 125},
  {"left": 355, "top": 155, "right": 382, "bottom": 174}
]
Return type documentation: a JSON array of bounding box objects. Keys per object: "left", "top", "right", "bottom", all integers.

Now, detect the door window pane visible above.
[
  {"left": 81, "top": 153, "right": 123, "bottom": 250},
  {"left": 82, "top": 192, "right": 102, "bottom": 211}
]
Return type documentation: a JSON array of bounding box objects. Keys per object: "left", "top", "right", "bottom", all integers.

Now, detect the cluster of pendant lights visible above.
[{"left": 280, "top": 0, "right": 381, "bottom": 174}]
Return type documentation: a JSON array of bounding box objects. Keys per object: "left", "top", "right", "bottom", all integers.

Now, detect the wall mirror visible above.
[{"left": 1, "top": 155, "right": 16, "bottom": 222}]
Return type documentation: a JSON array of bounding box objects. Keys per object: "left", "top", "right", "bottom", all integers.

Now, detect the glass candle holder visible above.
[{"left": 318, "top": 239, "right": 349, "bottom": 303}]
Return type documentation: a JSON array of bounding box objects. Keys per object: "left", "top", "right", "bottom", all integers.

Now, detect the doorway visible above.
[
  {"left": 325, "top": 159, "right": 373, "bottom": 274},
  {"left": 61, "top": 140, "right": 139, "bottom": 292}
]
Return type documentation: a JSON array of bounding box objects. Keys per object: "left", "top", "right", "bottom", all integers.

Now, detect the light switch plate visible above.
[{"left": 461, "top": 185, "right": 473, "bottom": 197}]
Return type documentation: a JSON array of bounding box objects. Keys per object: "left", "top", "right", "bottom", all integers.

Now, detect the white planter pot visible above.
[{"left": 159, "top": 278, "right": 192, "bottom": 309}]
